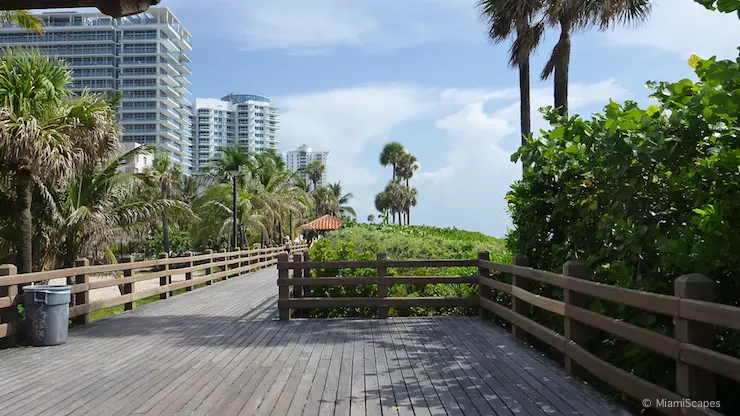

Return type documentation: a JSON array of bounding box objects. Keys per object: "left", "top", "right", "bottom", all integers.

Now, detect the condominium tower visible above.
[
  {"left": 285, "top": 145, "right": 329, "bottom": 188},
  {"left": 191, "top": 94, "right": 279, "bottom": 172},
  {"left": 0, "top": 8, "right": 194, "bottom": 172}
]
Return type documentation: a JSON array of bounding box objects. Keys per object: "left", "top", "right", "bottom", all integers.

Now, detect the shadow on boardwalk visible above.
[{"left": 0, "top": 266, "right": 632, "bottom": 416}]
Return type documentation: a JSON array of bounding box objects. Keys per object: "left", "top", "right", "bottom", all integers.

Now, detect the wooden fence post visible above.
[
  {"left": 675, "top": 274, "right": 716, "bottom": 402},
  {"left": 293, "top": 252, "right": 304, "bottom": 318},
  {"left": 563, "top": 259, "right": 589, "bottom": 378},
  {"left": 219, "top": 249, "right": 227, "bottom": 280},
  {"left": 477, "top": 251, "right": 491, "bottom": 319},
  {"left": 278, "top": 252, "right": 291, "bottom": 320},
  {"left": 71, "top": 258, "right": 90, "bottom": 326},
  {"left": 205, "top": 249, "right": 214, "bottom": 286},
  {"left": 158, "top": 253, "right": 169, "bottom": 300},
  {"left": 0, "top": 264, "right": 19, "bottom": 348},
  {"left": 377, "top": 252, "right": 389, "bottom": 319},
  {"left": 121, "top": 255, "right": 135, "bottom": 311},
  {"left": 511, "top": 254, "right": 530, "bottom": 340},
  {"left": 183, "top": 252, "right": 193, "bottom": 292},
  {"left": 234, "top": 247, "right": 241, "bottom": 277},
  {"left": 302, "top": 250, "right": 310, "bottom": 311}
]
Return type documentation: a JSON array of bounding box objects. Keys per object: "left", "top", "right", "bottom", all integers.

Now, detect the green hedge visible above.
[
  {"left": 305, "top": 224, "right": 509, "bottom": 318},
  {"left": 507, "top": 51, "right": 740, "bottom": 413}
]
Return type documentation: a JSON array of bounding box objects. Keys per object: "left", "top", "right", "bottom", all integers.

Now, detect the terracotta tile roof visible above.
[{"left": 303, "top": 215, "right": 344, "bottom": 231}]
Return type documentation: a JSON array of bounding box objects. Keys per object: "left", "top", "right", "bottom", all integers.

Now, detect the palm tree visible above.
[
  {"left": 367, "top": 214, "right": 375, "bottom": 223},
  {"left": 477, "top": 0, "right": 545, "bottom": 143},
  {"left": 0, "top": 51, "right": 119, "bottom": 273},
  {"left": 179, "top": 175, "right": 201, "bottom": 205},
  {"left": 291, "top": 174, "right": 311, "bottom": 193},
  {"left": 327, "top": 182, "right": 356, "bottom": 217},
  {"left": 313, "top": 186, "right": 339, "bottom": 217},
  {"left": 301, "top": 160, "right": 326, "bottom": 191},
  {"left": 46, "top": 146, "right": 187, "bottom": 267},
  {"left": 191, "top": 183, "right": 266, "bottom": 249},
  {"left": 384, "top": 180, "right": 408, "bottom": 226},
  {"left": 541, "top": 0, "right": 651, "bottom": 115},
  {"left": 198, "top": 145, "right": 255, "bottom": 188},
  {"left": 404, "top": 187, "right": 419, "bottom": 225},
  {"left": 143, "top": 152, "right": 184, "bottom": 254},
  {"left": 374, "top": 191, "right": 392, "bottom": 224},
  {"left": 397, "top": 153, "right": 420, "bottom": 223},
  {"left": 397, "top": 153, "right": 419, "bottom": 187},
  {"left": 379, "top": 142, "right": 406, "bottom": 180},
  {"left": 1, "top": 11, "right": 44, "bottom": 33},
  {"left": 248, "top": 158, "right": 313, "bottom": 245}
]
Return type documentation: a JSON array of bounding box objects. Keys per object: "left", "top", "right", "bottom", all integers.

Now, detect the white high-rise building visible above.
[
  {"left": 191, "top": 94, "right": 279, "bottom": 171},
  {"left": 285, "top": 145, "right": 329, "bottom": 188},
  {"left": 0, "top": 8, "right": 194, "bottom": 173}
]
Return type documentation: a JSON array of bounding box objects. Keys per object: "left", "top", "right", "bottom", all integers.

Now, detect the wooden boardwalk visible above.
[{"left": 0, "top": 267, "right": 631, "bottom": 416}]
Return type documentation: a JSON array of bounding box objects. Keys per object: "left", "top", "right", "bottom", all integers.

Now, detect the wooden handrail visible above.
[
  {"left": 277, "top": 251, "right": 738, "bottom": 416},
  {"left": 0, "top": 244, "right": 307, "bottom": 344}
]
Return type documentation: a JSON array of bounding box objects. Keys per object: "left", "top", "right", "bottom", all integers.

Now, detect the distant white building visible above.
[
  {"left": 191, "top": 94, "right": 279, "bottom": 172},
  {"left": 285, "top": 144, "right": 329, "bottom": 188},
  {"left": 118, "top": 142, "right": 153, "bottom": 174}
]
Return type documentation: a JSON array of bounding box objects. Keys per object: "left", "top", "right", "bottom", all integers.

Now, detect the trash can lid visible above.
[{"left": 22, "top": 285, "right": 71, "bottom": 293}]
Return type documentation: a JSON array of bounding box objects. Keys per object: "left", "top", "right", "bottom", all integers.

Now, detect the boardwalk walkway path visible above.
[{"left": 0, "top": 267, "right": 631, "bottom": 416}]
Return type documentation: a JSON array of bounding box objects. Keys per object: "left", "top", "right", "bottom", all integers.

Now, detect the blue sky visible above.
[{"left": 162, "top": 1, "right": 736, "bottom": 236}]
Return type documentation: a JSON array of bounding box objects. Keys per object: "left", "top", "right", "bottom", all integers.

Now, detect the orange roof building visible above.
[{"left": 302, "top": 215, "right": 344, "bottom": 232}]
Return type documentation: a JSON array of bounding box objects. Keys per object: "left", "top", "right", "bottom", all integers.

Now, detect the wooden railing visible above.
[
  {"left": 0, "top": 244, "right": 307, "bottom": 346},
  {"left": 277, "top": 251, "right": 740, "bottom": 416}
]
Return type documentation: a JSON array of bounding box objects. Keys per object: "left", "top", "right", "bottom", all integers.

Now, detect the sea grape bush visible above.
[{"left": 507, "top": 50, "right": 740, "bottom": 411}]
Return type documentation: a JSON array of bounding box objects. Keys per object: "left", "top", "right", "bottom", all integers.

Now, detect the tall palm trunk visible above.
[
  {"left": 162, "top": 212, "right": 170, "bottom": 254},
  {"left": 554, "top": 18, "right": 571, "bottom": 116},
  {"left": 14, "top": 169, "right": 34, "bottom": 274},
  {"left": 405, "top": 177, "right": 411, "bottom": 225},
  {"left": 519, "top": 53, "right": 531, "bottom": 145}
]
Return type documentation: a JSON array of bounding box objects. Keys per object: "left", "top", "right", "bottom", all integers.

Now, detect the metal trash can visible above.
[{"left": 22, "top": 285, "right": 71, "bottom": 346}]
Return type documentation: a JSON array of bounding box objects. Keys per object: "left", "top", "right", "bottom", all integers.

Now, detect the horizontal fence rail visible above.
[
  {"left": 0, "top": 244, "right": 307, "bottom": 346},
  {"left": 277, "top": 251, "right": 740, "bottom": 416}
]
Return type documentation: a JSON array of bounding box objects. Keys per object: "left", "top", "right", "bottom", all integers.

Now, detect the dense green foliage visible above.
[
  {"left": 305, "top": 224, "right": 509, "bottom": 318},
  {"left": 507, "top": 51, "right": 740, "bottom": 412},
  {"left": 136, "top": 230, "right": 192, "bottom": 258}
]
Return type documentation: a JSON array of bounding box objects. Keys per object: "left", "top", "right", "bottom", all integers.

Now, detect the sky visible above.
[{"left": 104, "top": 0, "right": 740, "bottom": 237}]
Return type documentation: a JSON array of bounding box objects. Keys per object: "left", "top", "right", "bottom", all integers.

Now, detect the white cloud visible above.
[
  {"left": 603, "top": 0, "right": 740, "bottom": 59},
  {"left": 171, "top": 0, "right": 481, "bottom": 53}
]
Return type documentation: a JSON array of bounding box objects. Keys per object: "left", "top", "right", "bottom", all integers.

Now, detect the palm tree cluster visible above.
[
  {"left": 375, "top": 142, "right": 419, "bottom": 226},
  {"left": 477, "top": 0, "right": 651, "bottom": 143},
  {"left": 0, "top": 50, "right": 355, "bottom": 273},
  {"left": 191, "top": 147, "right": 317, "bottom": 249},
  {"left": 0, "top": 51, "right": 187, "bottom": 273},
  {"left": 296, "top": 161, "right": 356, "bottom": 219}
]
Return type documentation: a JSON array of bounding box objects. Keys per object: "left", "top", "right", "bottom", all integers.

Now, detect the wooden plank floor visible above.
[{"left": 0, "top": 267, "right": 633, "bottom": 416}]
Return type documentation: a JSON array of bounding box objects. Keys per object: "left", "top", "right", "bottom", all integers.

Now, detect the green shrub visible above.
[
  {"left": 507, "top": 51, "right": 740, "bottom": 413},
  {"left": 305, "top": 224, "right": 509, "bottom": 318},
  {"left": 136, "top": 229, "right": 192, "bottom": 257}
]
